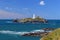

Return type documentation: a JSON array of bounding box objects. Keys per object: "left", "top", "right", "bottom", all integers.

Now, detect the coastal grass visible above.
[{"left": 40, "top": 28, "right": 60, "bottom": 40}]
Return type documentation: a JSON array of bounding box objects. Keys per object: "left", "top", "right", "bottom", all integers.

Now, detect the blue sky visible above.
[{"left": 0, "top": 0, "right": 60, "bottom": 19}]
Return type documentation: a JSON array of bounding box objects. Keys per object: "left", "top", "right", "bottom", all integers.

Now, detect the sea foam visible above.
[
  {"left": 0, "top": 30, "right": 29, "bottom": 35},
  {"left": 0, "top": 29, "right": 51, "bottom": 35}
]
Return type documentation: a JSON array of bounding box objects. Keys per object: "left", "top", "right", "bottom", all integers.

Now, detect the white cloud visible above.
[
  {"left": 5, "top": 7, "right": 13, "bottom": 10},
  {"left": 23, "top": 8, "right": 28, "bottom": 10},
  {"left": 5, "top": 7, "right": 9, "bottom": 9},
  {"left": 40, "top": 1, "right": 45, "bottom": 6},
  {"left": 0, "top": 10, "right": 26, "bottom": 19}
]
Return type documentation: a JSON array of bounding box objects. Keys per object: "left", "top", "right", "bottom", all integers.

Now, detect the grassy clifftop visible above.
[{"left": 40, "top": 28, "right": 60, "bottom": 40}]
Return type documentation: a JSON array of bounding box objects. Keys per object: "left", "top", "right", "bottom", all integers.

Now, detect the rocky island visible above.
[{"left": 13, "top": 14, "right": 47, "bottom": 23}]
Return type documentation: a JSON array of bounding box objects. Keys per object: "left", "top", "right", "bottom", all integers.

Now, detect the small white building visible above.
[{"left": 32, "top": 14, "right": 36, "bottom": 19}]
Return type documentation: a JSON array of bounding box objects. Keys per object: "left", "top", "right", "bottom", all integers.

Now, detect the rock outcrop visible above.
[{"left": 22, "top": 28, "right": 54, "bottom": 37}]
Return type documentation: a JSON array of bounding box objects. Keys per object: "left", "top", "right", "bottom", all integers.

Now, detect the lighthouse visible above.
[{"left": 32, "top": 14, "right": 35, "bottom": 19}]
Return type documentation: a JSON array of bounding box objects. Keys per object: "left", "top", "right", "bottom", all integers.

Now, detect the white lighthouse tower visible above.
[{"left": 32, "top": 14, "right": 35, "bottom": 19}]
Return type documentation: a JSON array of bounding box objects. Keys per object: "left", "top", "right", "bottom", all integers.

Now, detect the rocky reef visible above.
[
  {"left": 21, "top": 28, "right": 54, "bottom": 37},
  {"left": 13, "top": 16, "right": 47, "bottom": 23}
]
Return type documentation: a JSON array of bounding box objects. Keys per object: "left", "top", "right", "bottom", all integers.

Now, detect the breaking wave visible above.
[
  {"left": 0, "top": 29, "right": 51, "bottom": 35},
  {"left": 30, "top": 29, "right": 45, "bottom": 33},
  {"left": 0, "top": 30, "right": 30, "bottom": 35}
]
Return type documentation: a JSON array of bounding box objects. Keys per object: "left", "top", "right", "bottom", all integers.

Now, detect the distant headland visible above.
[{"left": 13, "top": 14, "right": 47, "bottom": 23}]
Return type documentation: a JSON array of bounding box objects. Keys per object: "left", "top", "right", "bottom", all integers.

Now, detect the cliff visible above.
[{"left": 40, "top": 28, "right": 60, "bottom": 40}]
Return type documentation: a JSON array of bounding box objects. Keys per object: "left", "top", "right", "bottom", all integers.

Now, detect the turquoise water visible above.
[{"left": 0, "top": 20, "right": 60, "bottom": 40}]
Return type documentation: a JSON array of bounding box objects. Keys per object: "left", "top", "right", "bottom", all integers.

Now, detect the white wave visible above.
[
  {"left": 30, "top": 29, "right": 45, "bottom": 33},
  {"left": 6, "top": 21, "right": 13, "bottom": 23},
  {"left": 0, "top": 30, "right": 30, "bottom": 35},
  {"left": 0, "top": 30, "right": 45, "bottom": 35},
  {"left": 0, "top": 30, "right": 52, "bottom": 35},
  {"left": 31, "top": 30, "right": 52, "bottom": 33}
]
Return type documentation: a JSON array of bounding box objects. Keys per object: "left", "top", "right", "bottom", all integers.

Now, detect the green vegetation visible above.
[
  {"left": 13, "top": 16, "right": 47, "bottom": 23},
  {"left": 40, "top": 28, "right": 60, "bottom": 40}
]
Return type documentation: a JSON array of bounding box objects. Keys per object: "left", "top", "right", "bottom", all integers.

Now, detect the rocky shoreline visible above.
[{"left": 21, "top": 28, "right": 54, "bottom": 37}]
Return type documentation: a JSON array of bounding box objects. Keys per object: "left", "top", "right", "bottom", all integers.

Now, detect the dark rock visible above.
[{"left": 22, "top": 28, "right": 54, "bottom": 37}]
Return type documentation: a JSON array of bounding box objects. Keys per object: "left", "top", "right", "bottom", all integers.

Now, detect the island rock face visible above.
[
  {"left": 40, "top": 28, "right": 60, "bottom": 40},
  {"left": 13, "top": 16, "right": 47, "bottom": 23}
]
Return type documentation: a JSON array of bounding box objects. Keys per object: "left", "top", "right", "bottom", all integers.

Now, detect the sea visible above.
[{"left": 0, "top": 19, "right": 60, "bottom": 40}]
